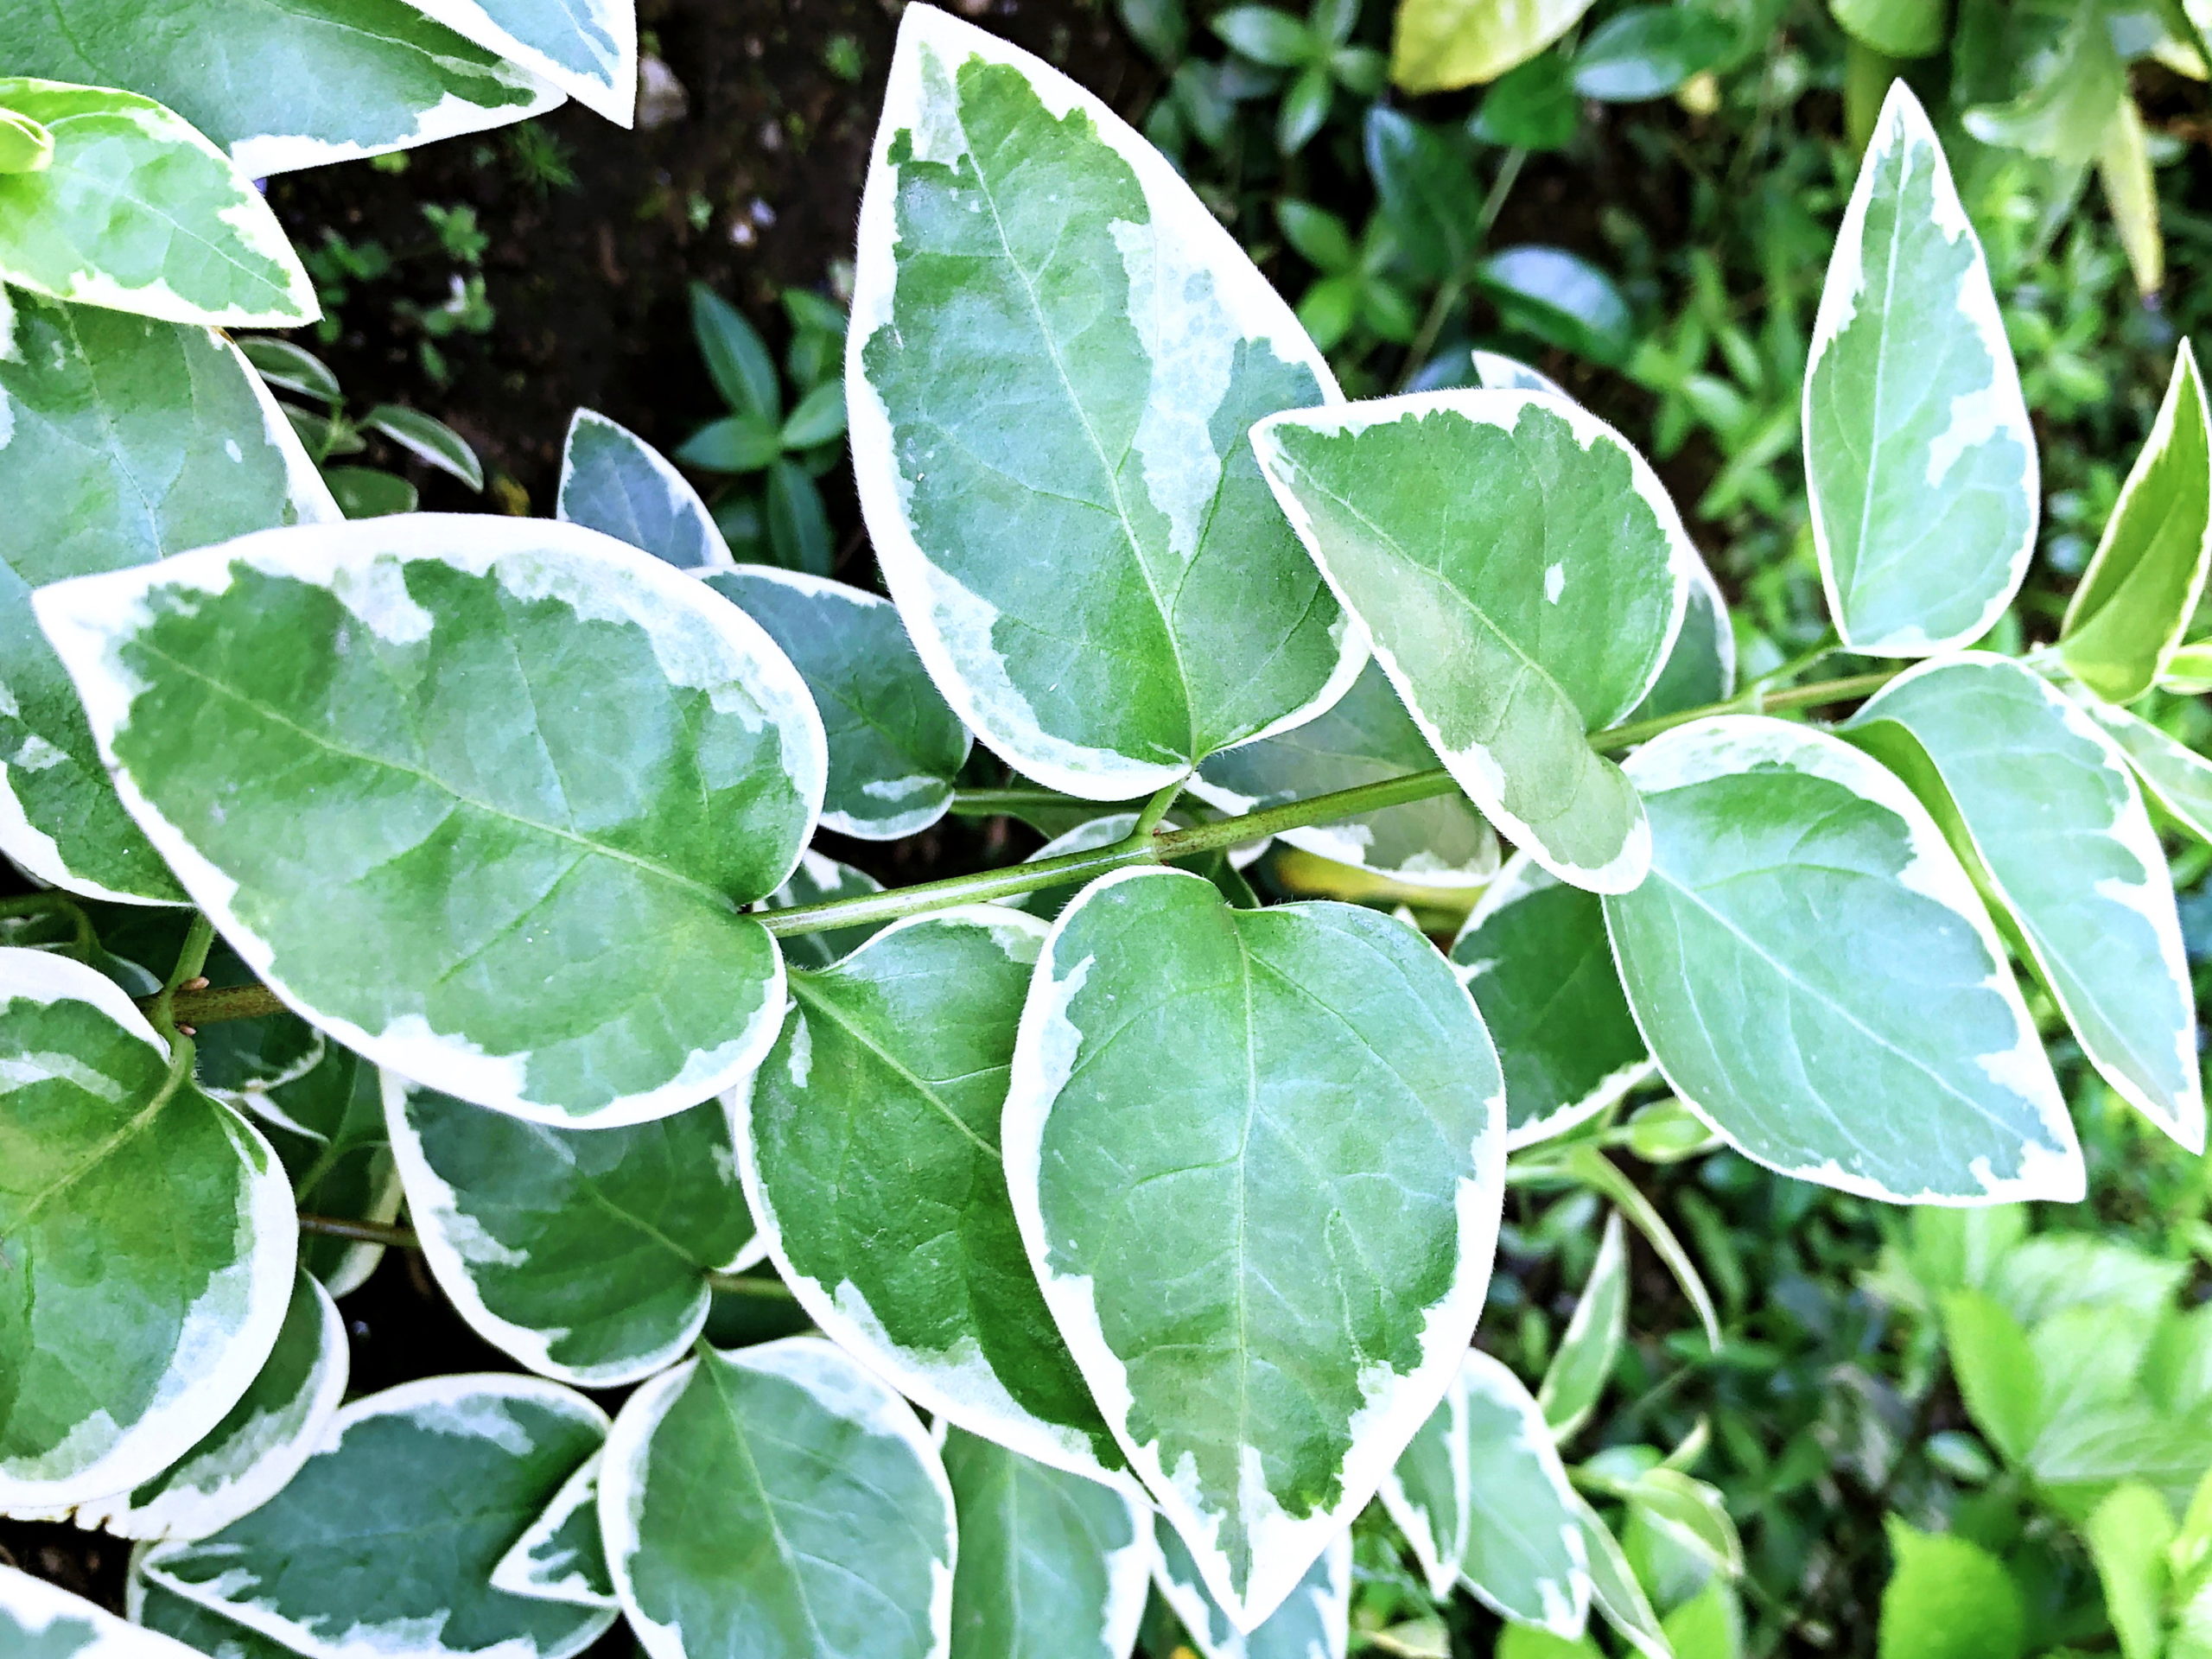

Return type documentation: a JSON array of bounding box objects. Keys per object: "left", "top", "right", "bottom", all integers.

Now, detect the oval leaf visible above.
[
  {"left": 557, "top": 408, "right": 729, "bottom": 572},
  {"left": 387, "top": 1077, "right": 760, "bottom": 1386},
  {"left": 1004, "top": 868, "right": 1507, "bottom": 1628},
  {"left": 3, "top": 1564, "right": 208, "bottom": 1659},
  {"left": 1537, "top": 1211, "right": 1630, "bottom": 1443},
  {"left": 1389, "top": 0, "right": 1596, "bottom": 93},
  {"left": 1849, "top": 655, "right": 2202, "bottom": 1150},
  {"left": 0, "top": 948, "right": 296, "bottom": 1512},
  {"left": 1152, "top": 1516, "right": 1351, "bottom": 1659},
  {"left": 849, "top": 4, "right": 1357, "bottom": 800},
  {"left": 600, "top": 1338, "right": 957, "bottom": 1659},
  {"left": 1455, "top": 1351, "right": 1592, "bottom": 1633},
  {"left": 35, "top": 514, "right": 827, "bottom": 1127},
  {"left": 736, "top": 906, "right": 1121, "bottom": 1478},
  {"left": 706, "top": 567, "right": 973, "bottom": 841},
  {"left": 1605, "top": 715, "right": 2082, "bottom": 1204},
  {"left": 491, "top": 1450, "right": 616, "bottom": 1611},
  {"left": 143, "top": 1375, "right": 613, "bottom": 1659},
  {"left": 1254, "top": 390, "right": 1698, "bottom": 892},
  {"left": 385, "top": 0, "right": 635, "bottom": 123},
  {"left": 362, "top": 404, "right": 484, "bottom": 491},
  {"left": 1803, "top": 81, "right": 2037, "bottom": 655}
]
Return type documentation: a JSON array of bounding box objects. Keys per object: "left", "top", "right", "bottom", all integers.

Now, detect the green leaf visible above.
[
  {"left": 1660, "top": 1581, "right": 1742, "bottom": 1659},
  {"left": 1363, "top": 109, "right": 1484, "bottom": 283},
  {"left": 1471, "top": 349, "right": 1572, "bottom": 397},
  {"left": 1991, "top": 1235, "right": 2187, "bottom": 1329},
  {"left": 491, "top": 1451, "right": 616, "bottom": 1610},
  {"left": 74, "top": 1271, "right": 346, "bottom": 1541},
  {"left": 135, "top": 1571, "right": 303, "bottom": 1659},
  {"left": 1278, "top": 200, "right": 1358, "bottom": 274},
  {"left": 1478, "top": 247, "right": 1635, "bottom": 365},
  {"left": 2062, "top": 342, "right": 2212, "bottom": 704},
  {"left": 1848, "top": 655, "right": 2202, "bottom": 1150},
  {"left": 1382, "top": 1356, "right": 1471, "bottom": 1599},
  {"left": 1539, "top": 1211, "right": 1630, "bottom": 1442},
  {"left": 0, "top": 0, "right": 560, "bottom": 175},
  {"left": 1151, "top": 1517, "right": 1351, "bottom": 1659},
  {"left": 0, "top": 950, "right": 296, "bottom": 1512},
  {"left": 764, "top": 457, "right": 834, "bottom": 579},
  {"left": 1829, "top": 0, "right": 1946, "bottom": 59},
  {"left": 1626, "top": 548, "right": 1736, "bottom": 722},
  {"left": 235, "top": 337, "right": 340, "bottom": 406},
  {"left": 251, "top": 1041, "right": 400, "bottom": 1298},
  {"left": 2081, "top": 701, "right": 2212, "bottom": 844},
  {"left": 326, "top": 466, "right": 416, "bottom": 518},
  {"left": 0, "top": 108, "right": 55, "bottom": 175},
  {"left": 1576, "top": 1497, "right": 1671, "bottom": 1659},
  {"left": 600, "top": 1338, "right": 956, "bottom": 1659},
  {"left": 705, "top": 567, "right": 973, "bottom": 841},
  {"left": 1390, "top": 0, "right": 1600, "bottom": 93},
  {"left": 1804, "top": 82, "right": 2037, "bottom": 654},
  {"left": 0, "top": 79, "right": 315, "bottom": 327},
  {"left": 1452, "top": 855, "right": 1652, "bottom": 1145},
  {"left": 1878, "top": 1519, "right": 2025, "bottom": 1659},
  {"left": 689, "top": 283, "right": 779, "bottom": 421},
  {"left": 1455, "top": 1351, "right": 1592, "bottom": 1632},
  {"left": 1605, "top": 715, "right": 2082, "bottom": 1204},
  {"left": 1570, "top": 7, "right": 1732, "bottom": 100},
  {"left": 1191, "top": 659, "right": 1500, "bottom": 887},
  {"left": 2086, "top": 1482, "right": 2177, "bottom": 1659},
  {"left": 0, "top": 296, "right": 334, "bottom": 905},
  {"left": 1961, "top": 3, "right": 2124, "bottom": 164},
  {"left": 2163, "top": 638, "right": 2212, "bottom": 693},
  {"left": 1004, "top": 868, "right": 1507, "bottom": 1627},
  {"left": 1622, "top": 1469, "right": 1741, "bottom": 1583},
  {"left": 737, "top": 906, "right": 1120, "bottom": 1478},
  {"left": 753, "top": 849, "right": 889, "bottom": 969},
  {"left": 1254, "top": 391, "right": 1699, "bottom": 892},
  {"left": 1939, "top": 1288, "right": 2044, "bottom": 1465},
  {"left": 1473, "top": 50, "right": 1581, "bottom": 149},
  {"left": 362, "top": 403, "right": 484, "bottom": 491},
  {"left": 1499, "top": 1630, "right": 1605, "bottom": 1659},
  {"left": 144, "top": 1376, "right": 614, "bottom": 1659},
  {"left": 1212, "top": 6, "right": 1318, "bottom": 66},
  {"left": 851, "top": 7, "right": 1356, "bottom": 801},
  {"left": 943, "top": 1428, "right": 1153, "bottom": 1659},
  {"left": 36, "top": 515, "right": 827, "bottom": 1128},
  {"left": 674, "top": 412, "right": 780, "bottom": 474},
  {"left": 3, "top": 1564, "right": 209, "bottom": 1659},
  {"left": 779, "top": 380, "right": 848, "bottom": 451},
  {"left": 557, "top": 408, "right": 729, "bottom": 572},
  {"left": 386, "top": 1079, "right": 760, "bottom": 1386},
  {"left": 382, "top": 0, "right": 636, "bottom": 123},
  {"left": 1277, "top": 63, "right": 1334, "bottom": 155}
]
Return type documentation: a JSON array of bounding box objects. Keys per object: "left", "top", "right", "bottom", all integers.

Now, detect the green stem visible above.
[
  {"left": 293, "top": 1212, "right": 797, "bottom": 1300},
  {"left": 0, "top": 890, "right": 98, "bottom": 960},
  {"left": 1395, "top": 146, "right": 1527, "bottom": 392},
  {"left": 150, "top": 913, "right": 215, "bottom": 1050},
  {"left": 1130, "top": 777, "right": 1184, "bottom": 838},
  {"left": 947, "top": 786, "right": 1079, "bottom": 817}
]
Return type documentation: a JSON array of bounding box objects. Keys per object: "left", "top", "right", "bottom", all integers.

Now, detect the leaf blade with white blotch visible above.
[
  {"left": 133, "top": 1571, "right": 300, "bottom": 1659},
  {"left": 143, "top": 1376, "right": 613, "bottom": 1659},
  {"left": 2061, "top": 342, "right": 2212, "bottom": 704},
  {"left": 492, "top": 1451, "right": 616, "bottom": 1610},
  {"left": 2, "top": 1563, "right": 209, "bottom": 1659},
  {"left": 1456, "top": 1351, "right": 1591, "bottom": 1634},
  {"left": 387, "top": 0, "right": 636, "bottom": 122},
  {"left": 1005, "top": 868, "right": 1506, "bottom": 1628},
  {"left": 1452, "top": 855, "right": 1651, "bottom": 1147},
  {"left": 1151, "top": 1517, "right": 1351, "bottom": 1659},
  {"left": 387, "top": 1078, "right": 760, "bottom": 1387},
  {"left": 0, "top": 949, "right": 296, "bottom": 1513},
  {"left": 1252, "top": 391, "right": 1698, "bottom": 892},
  {"left": 1604, "top": 715, "right": 2082, "bottom": 1204},
  {"left": 1191, "top": 659, "right": 1498, "bottom": 886},
  {"left": 1803, "top": 81, "right": 2037, "bottom": 655},
  {"left": 2082, "top": 701, "right": 2212, "bottom": 843},
  {"left": 600, "top": 1338, "right": 956, "bottom": 1659},
  {"left": 849, "top": 4, "right": 1357, "bottom": 800},
  {"left": 0, "top": 0, "right": 561, "bottom": 178},
  {"left": 557, "top": 409, "right": 728, "bottom": 571},
  {"left": 1848, "top": 654, "right": 2202, "bottom": 1150},
  {"left": 0, "top": 297, "right": 334, "bottom": 905},
  {"left": 706, "top": 567, "right": 972, "bottom": 840},
  {"left": 944, "top": 1428, "right": 1152, "bottom": 1659},
  {"left": 35, "top": 515, "right": 827, "bottom": 1128},
  {"left": 736, "top": 906, "right": 1119, "bottom": 1478},
  {"left": 1380, "top": 1362, "right": 1468, "bottom": 1599},
  {"left": 1537, "top": 1212, "right": 1629, "bottom": 1443}
]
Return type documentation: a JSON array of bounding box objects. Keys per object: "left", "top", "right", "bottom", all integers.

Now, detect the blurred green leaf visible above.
[
  {"left": 1214, "top": 3, "right": 1317, "bottom": 65},
  {"left": 2087, "top": 1482, "right": 2177, "bottom": 1659},
  {"left": 690, "top": 281, "right": 780, "bottom": 420},
  {"left": 1474, "top": 49, "right": 1580, "bottom": 147},
  {"left": 1478, "top": 244, "right": 1635, "bottom": 362},
  {"left": 324, "top": 466, "right": 416, "bottom": 519},
  {"left": 1571, "top": 5, "right": 1734, "bottom": 100},
  {"left": 1878, "top": 1520, "right": 2026, "bottom": 1659},
  {"left": 1941, "top": 1288, "right": 2044, "bottom": 1465}
]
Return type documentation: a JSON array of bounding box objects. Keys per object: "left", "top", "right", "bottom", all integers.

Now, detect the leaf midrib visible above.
[{"left": 787, "top": 974, "right": 996, "bottom": 1158}]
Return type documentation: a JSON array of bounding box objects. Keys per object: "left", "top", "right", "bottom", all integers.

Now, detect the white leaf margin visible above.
[
  {"left": 389, "top": 0, "right": 637, "bottom": 124},
  {"left": 558, "top": 408, "right": 732, "bottom": 572},
  {"left": 1003, "top": 865, "right": 1508, "bottom": 1630},
  {"left": 1535, "top": 1210, "right": 1629, "bottom": 1445},
  {"left": 1375, "top": 1366, "right": 1468, "bottom": 1599},
  {"left": 492, "top": 1449, "right": 616, "bottom": 1611},
  {"left": 847, "top": 3, "right": 1361, "bottom": 803},
  {"left": 1610, "top": 714, "right": 2085, "bottom": 1205},
  {"left": 2081, "top": 696, "right": 2212, "bottom": 842},
  {"left": 599, "top": 1337, "right": 957, "bottom": 1659},
  {"left": 2, "top": 1562, "right": 207, "bottom": 1659},
  {"left": 1151, "top": 1521, "right": 1351, "bottom": 1659},
  {"left": 33, "top": 514, "right": 829, "bottom": 1128},
  {"left": 228, "top": 65, "right": 564, "bottom": 181},
  {"left": 1456, "top": 1350, "right": 1592, "bottom": 1637}
]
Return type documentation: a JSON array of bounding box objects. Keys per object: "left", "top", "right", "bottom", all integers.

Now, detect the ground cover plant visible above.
[{"left": 5, "top": 3, "right": 2212, "bottom": 1656}]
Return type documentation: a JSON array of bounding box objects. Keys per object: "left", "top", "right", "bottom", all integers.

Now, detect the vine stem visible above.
[
  {"left": 294, "top": 1213, "right": 798, "bottom": 1300},
  {"left": 156, "top": 668, "right": 1901, "bottom": 1028}
]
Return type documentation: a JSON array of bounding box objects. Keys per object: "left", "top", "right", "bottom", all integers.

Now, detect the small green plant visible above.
[{"left": 238, "top": 335, "right": 486, "bottom": 518}]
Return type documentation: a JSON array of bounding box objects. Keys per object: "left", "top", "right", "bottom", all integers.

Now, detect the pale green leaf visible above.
[
  {"left": 556, "top": 408, "right": 729, "bottom": 572},
  {"left": 1499, "top": 1630, "right": 1604, "bottom": 1659},
  {"left": 0, "top": 949, "right": 296, "bottom": 1513},
  {"left": 249, "top": 1041, "right": 399, "bottom": 1299},
  {"left": 1626, "top": 549, "right": 1736, "bottom": 722},
  {"left": 0, "top": 296, "right": 334, "bottom": 905},
  {"left": 1539, "top": 1211, "right": 1630, "bottom": 1442},
  {"left": 1152, "top": 1517, "right": 1351, "bottom": 1659},
  {"left": 1804, "top": 82, "right": 2037, "bottom": 655},
  {"left": 1878, "top": 1519, "right": 2025, "bottom": 1659},
  {"left": 943, "top": 1428, "right": 1152, "bottom": 1659},
  {"left": 362, "top": 404, "right": 483, "bottom": 491},
  {"left": 74, "top": 1271, "right": 346, "bottom": 1541},
  {"left": 0, "top": 0, "right": 561, "bottom": 177},
  {"left": 235, "top": 337, "right": 339, "bottom": 406},
  {"left": 326, "top": 466, "right": 416, "bottom": 519},
  {"left": 753, "top": 849, "right": 888, "bottom": 969},
  {"left": 1458, "top": 1351, "right": 1592, "bottom": 1633},
  {"left": 3, "top": 1564, "right": 208, "bottom": 1659},
  {"left": 133, "top": 1572, "right": 299, "bottom": 1659},
  {"left": 35, "top": 515, "right": 827, "bottom": 1128},
  {"left": 1191, "top": 660, "right": 1498, "bottom": 886},
  {"left": 1961, "top": 4, "right": 2124, "bottom": 164},
  {"left": 1990, "top": 1235, "right": 2188, "bottom": 1328},
  {"left": 386, "top": 0, "right": 634, "bottom": 121},
  {"left": 1606, "top": 716, "right": 2081, "bottom": 1204},
  {"left": 491, "top": 1451, "right": 615, "bottom": 1611},
  {"left": 2082, "top": 700, "right": 2212, "bottom": 843},
  {"left": 737, "top": 906, "right": 1120, "bottom": 1478},
  {"left": 143, "top": 1376, "right": 614, "bottom": 1659},
  {"left": 2062, "top": 342, "right": 2212, "bottom": 704},
  {"left": 850, "top": 5, "right": 1356, "bottom": 800},
  {"left": 1624, "top": 1469, "right": 1742, "bottom": 1583},
  {"left": 1004, "top": 868, "right": 1506, "bottom": 1627},
  {"left": 0, "top": 79, "right": 314, "bottom": 326},
  {"left": 600, "top": 1338, "right": 956, "bottom": 1659},
  {"left": 1849, "top": 654, "right": 2202, "bottom": 1149},
  {"left": 1255, "top": 391, "right": 1699, "bottom": 892},
  {"left": 2086, "top": 1482, "right": 2177, "bottom": 1659},
  {"left": 1452, "top": 855, "right": 1651, "bottom": 1146},
  {"left": 2164, "top": 639, "right": 2212, "bottom": 693},
  {"left": 0, "top": 108, "right": 55, "bottom": 175},
  {"left": 1939, "top": 1289, "right": 2044, "bottom": 1466},
  {"left": 1381, "top": 1357, "right": 1471, "bottom": 1599},
  {"left": 2099, "top": 96, "right": 2164, "bottom": 300},
  {"left": 1575, "top": 1498, "right": 1671, "bottom": 1659},
  {"left": 1660, "top": 1581, "right": 1742, "bottom": 1659},
  {"left": 1389, "top": 0, "right": 1599, "bottom": 92},
  {"left": 387, "top": 1078, "right": 760, "bottom": 1387},
  {"left": 706, "top": 567, "right": 973, "bottom": 841},
  {"left": 1829, "top": 0, "right": 1946, "bottom": 58}
]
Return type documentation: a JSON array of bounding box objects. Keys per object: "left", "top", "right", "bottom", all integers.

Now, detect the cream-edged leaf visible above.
[
  {"left": 2082, "top": 700, "right": 2212, "bottom": 843},
  {"left": 1537, "top": 1211, "right": 1630, "bottom": 1444},
  {"left": 1455, "top": 1351, "right": 1591, "bottom": 1634},
  {"left": 490, "top": 1451, "right": 616, "bottom": 1611},
  {"left": 556, "top": 409, "right": 728, "bottom": 572},
  {"left": 387, "top": 0, "right": 635, "bottom": 123},
  {"left": 1152, "top": 1516, "right": 1351, "bottom": 1659},
  {"left": 3, "top": 1564, "right": 209, "bottom": 1659}
]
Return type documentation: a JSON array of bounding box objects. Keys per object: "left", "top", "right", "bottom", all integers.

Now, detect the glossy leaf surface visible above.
[
  {"left": 556, "top": 409, "right": 728, "bottom": 572},
  {"left": 388, "top": 0, "right": 634, "bottom": 121},
  {"left": 1454, "top": 1351, "right": 1591, "bottom": 1632},
  {"left": 1389, "top": 0, "right": 1597, "bottom": 93},
  {"left": 2084, "top": 701, "right": 2212, "bottom": 843}
]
